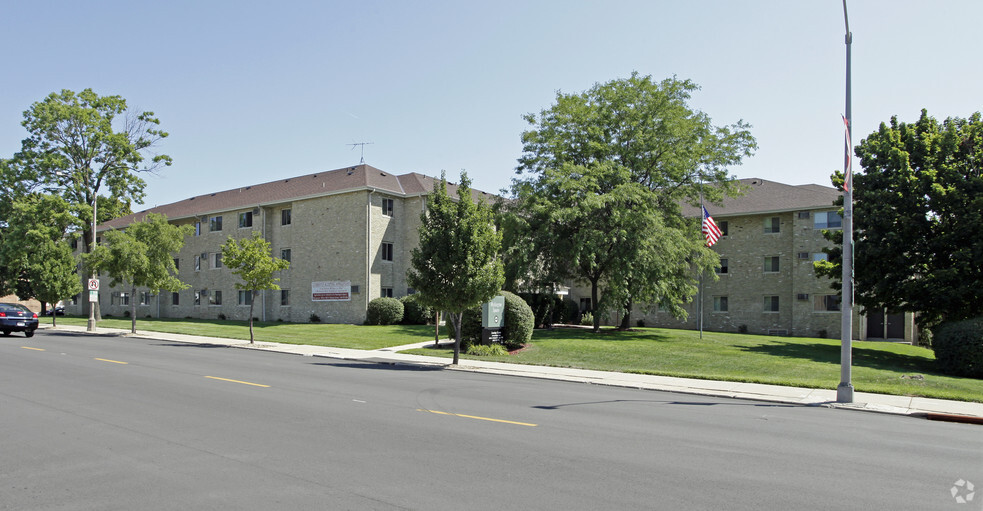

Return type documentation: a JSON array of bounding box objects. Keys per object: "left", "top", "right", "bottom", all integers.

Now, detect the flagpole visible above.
[
  {"left": 699, "top": 178, "right": 704, "bottom": 339},
  {"left": 837, "top": 0, "right": 855, "bottom": 403}
]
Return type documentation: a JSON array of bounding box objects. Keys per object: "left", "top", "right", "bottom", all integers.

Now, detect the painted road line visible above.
[
  {"left": 205, "top": 376, "right": 270, "bottom": 388},
  {"left": 21, "top": 346, "right": 45, "bottom": 351},
  {"left": 95, "top": 358, "right": 129, "bottom": 364},
  {"left": 417, "top": 409, "right": 537, "bottom": 427}
]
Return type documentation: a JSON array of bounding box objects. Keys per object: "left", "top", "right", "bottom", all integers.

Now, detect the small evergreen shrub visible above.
[
  {"left": 309, "top": 313, "right": 321, "bottom": 323},
  {"left": 738, "top": 324, "right": 748, "bottom": 334},
  {"left": 932, "top": 317, "right": 983, "bottom": 378},
  {"left": 123, "top": 310, "right": 131, "bottom": 318},
  {"left": 466, "top": 343, "right": 508, "bottom": 356},
  {"left": 365, "top": 297, "right": 404, "bottom": 325},
  {"left": 400, "top": 294, "right": 433, "bottom": 325},
  {"left": 580, "top": 312, "right": 594, "bottom": 326},
  {"left": 636, "top": 319, "right": 646, "bottom": 328},
  {"left": 217, "top": 313, "right": 227, "bottom": 320}
]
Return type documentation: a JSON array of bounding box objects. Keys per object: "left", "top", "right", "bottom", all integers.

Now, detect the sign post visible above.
[{"left": 480, "top": 295, "right": 505, "bottom": 345}]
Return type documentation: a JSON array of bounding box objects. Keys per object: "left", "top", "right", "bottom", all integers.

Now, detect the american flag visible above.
[{"left": 702, "top": 206, "right": 722, "bottom": 247}]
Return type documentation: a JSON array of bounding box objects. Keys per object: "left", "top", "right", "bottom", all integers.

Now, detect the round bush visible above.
[
  {"left": 457, "top": 291, "right": 534, "bottom": 351},
  {"left": 365, "top": 297, "right": 404, "bottom": 325},
  {"left": 400, "top": 294, "right": 434, "bottom": 325},
  {"left": 932, "top": 317, "right": 983, "bottom": 378}
]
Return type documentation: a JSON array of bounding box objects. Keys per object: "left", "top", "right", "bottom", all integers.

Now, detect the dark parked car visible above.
[
  {"left": 46, "top": 307, "right": 65, "bottom": 316},
  {"left": 0, "top": 303, "right": 39, "bottom": 337}
]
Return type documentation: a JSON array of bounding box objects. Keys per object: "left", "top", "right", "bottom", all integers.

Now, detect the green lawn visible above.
[
  {"left": 50, "top": 316, "right": 982, "bottom": 403},
  {"left": 405, "top": 327, "right": 983, "bottom": 403},
  {"left": 52, "top": 316, "right": 434, "bottom": 350}
]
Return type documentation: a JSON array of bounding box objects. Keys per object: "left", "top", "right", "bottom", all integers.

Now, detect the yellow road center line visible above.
[
  {"left": 205, "top": 376, "right": 270, "bottom": 388},
  {"left": 417, "top": 409, "right": 537, "bottom": 427},
  {"left": 95, "top": 358, "right": 128, "bottom": 364},
  {"left": 21, "top": 346, "right": 45, "bottom": 351}
]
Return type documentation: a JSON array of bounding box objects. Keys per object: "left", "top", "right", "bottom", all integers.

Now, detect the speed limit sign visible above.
[{"left": 88, "top": 279, "right": 100, "bottom": 291}]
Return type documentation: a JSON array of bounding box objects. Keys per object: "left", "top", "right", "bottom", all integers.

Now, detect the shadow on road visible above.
[
  {"left": 311, "top": 360, "right": 446, "bottom": 372},
  {"left": 532, "top": 399, "right": 797, "bottom": 410}
]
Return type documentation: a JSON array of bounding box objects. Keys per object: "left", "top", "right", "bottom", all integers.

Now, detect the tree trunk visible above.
[
  {"left": 591, "top": 278, "right": 600, "bottom": 333},
  {"left": 248, "top": 291, "right": 255, "bottom": 344},
  {"left": 434, "top": 310, "right": 440, "bottom": 347},
  {"left": 450, "top": 312, "right": 462, "bottom": 365},
  {"left": 130, "top": 285, "right": 137, "bottom": 334},
  {"left": 618, "top": 299, "right": 633, "bottom": 330}
]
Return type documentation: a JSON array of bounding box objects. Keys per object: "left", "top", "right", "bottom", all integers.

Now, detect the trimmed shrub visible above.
[
  {"left": 580, "top": 312, "right": 594, "bottom": 326},
  {"left": 400, "top": 294, "right": 433, "bottom": 325},
  {"left": 365, "top": 297, "right": 404, "bottom": 325},
  {"left": 466, "top": 343, "right": 508, "bottom": 357},
  {"left": 932, "top": 317, "right": 983, "bottom": 378},
  {"left": 309, "top": 313, "right": 321, "bottom": 323},
  {"left": 517, "top": 292, "right": 564, "bottom": 328},
  {"left": 458, "top": 291, "right": 535, "bottom": 351},
  {"left": 560, "top": 299, "right": 580, "bottom": 324}
]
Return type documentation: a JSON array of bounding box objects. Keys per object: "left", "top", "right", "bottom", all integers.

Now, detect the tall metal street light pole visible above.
[{"left": 837, "top": 0, "right": 854, "bottom": 403}]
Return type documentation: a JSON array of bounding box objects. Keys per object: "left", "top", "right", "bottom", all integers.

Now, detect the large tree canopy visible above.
[
  {"left": 816, "top": 110, "right": 983, "bottom": 328},
  {"left": 510, "top": 74, "right": 755, "bottom": 330},
  {"left": 408, "top": 172, "right": 504, "bottom": 364}
]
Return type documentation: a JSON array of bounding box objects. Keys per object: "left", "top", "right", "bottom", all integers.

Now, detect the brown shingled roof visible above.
[
  {"left": 101, "top": 164, "right": 498, "bottom": 230},
  {"left": 684, "top": 178, "right": 840, "bottom": 217}
]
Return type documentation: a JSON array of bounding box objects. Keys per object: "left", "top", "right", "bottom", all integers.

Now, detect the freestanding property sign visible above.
[
  {"left": 480, "top": 295, "right": 505, "bottom": 345},
  {"left": 311, "top": 281, "right": 351, "bottom": 301}
]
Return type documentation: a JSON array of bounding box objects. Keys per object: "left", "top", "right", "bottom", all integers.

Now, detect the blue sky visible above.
[{"left": 2, "top": 0, "right": 980, "bottom": 210}]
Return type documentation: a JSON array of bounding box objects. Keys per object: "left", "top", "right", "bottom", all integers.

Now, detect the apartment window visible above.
[
  {"left": 814, "top": 294, "right": 841, "bottom": 312},
  {"left": 238, "top": 211, "right": 253, "bottom": 228},
  {"left": 71, "top": 239, "right": 78, "bottom": 250},
  {"left": 381, "top": 287, "right": 394, "bottom": 298},
  {"left": 579, "top": 298, "right": 592, "bottom": 313},
  {"left": 194, "top": 255, "right": 201, "bottom": 272},
  {"left": 763, "top": 295, "right": 780, "bottom": 312},
  {"left": 280, "top": 290, "right": 290, "bottom": 306},
  {"left": 717, "top": 221, "right": 728, "bottom": 237},
  {"left": 212, "top": 253, "right": 223, "bottom": 269},
  {"left": 238, "top": 290, "right": 253, "bottom": 306},
  {"left": 351, "top": 285, "right": 360, "bottom": 294},
  {"left": 174, "top": 258, "right": 180, "bottom": 270},
  {"left": 814, "top": 211, "right": 842, "bottom": 229},
  {"left": 280, "top": 248, "right": 291, "bottom": 262},
  {"left": 716, "top": 258, "right": 729, "bottom": 275},
  {"left": 118, "top": 292, "right": 130, "bottom": 306},
  {"left": 172, "top": 292, "right": 180, "bottom": 306},
  {"left": 194, "top": 221, "right": 201, "bottom": 236},
  {"left": 813, "top": 253, "right": 829, "bottom": 262},
  {"left": 281, "top": 208, "right": 292, "bottom": 226},
  {"left": 209, "top": 215, "right": 223, "bottom": 232},
  {"left": 139, "top": 291, "right": 152, "bottom": 306},
  {"left": 70, "top": 294, "right": 79, "bottom": 305},
  {"left": 381, "top": 242, "right": 394, "bottom": 262},
  {"left": 194, "top": 290, "right": 201, "bottom": 306},
  {"left": 382, "top": 198, "right": 394, "bottom": 217},
  {"left": 797, "top": 252, "right": 810, "bottom": 260},
  {"left": 209, "top": 290, "right": 222, "bottom": 306},
  {"left": 764, "top": 256, "right": 780, "bottom": 273},
  {"left": 407, "top": 288, "right": 416, "bottom": 295},
  {"left": 763, "top": 217, "right": 780, "bottom": 233},
  {"left": 797, "top": 211, "right": 811, "bottom": 220},
  {"left": 713, "top": 296, "right": 728, "bottom": 312}
]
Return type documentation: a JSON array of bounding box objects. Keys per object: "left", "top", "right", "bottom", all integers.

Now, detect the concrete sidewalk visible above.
[{"left": 39, "top": 324, "right": 983, "bottom": 423}]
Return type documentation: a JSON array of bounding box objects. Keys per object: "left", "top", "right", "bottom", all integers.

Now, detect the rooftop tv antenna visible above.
[{"left": 348, "top": 142, "right": 374, "bottom": 164}]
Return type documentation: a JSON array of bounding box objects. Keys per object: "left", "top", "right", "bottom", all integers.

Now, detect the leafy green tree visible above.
[
  {"left": 3, "top": 88, "right": 171, "bottom": 320},
  {"left": 221, "top": 232, "right": 290, "bottom": 344},
  {"left": 816, "top": 110, "right": 983, "bottom": 328},
  {"left": 511, "top": 74, "right": 753, "bottom": 330},
  {"left": 407, "top": 172, "right": 504, "bottom": 364},
  {"left": 0, "top": 194, "right": 82, "bottom": 323},
  {"left": 87, "top": 213, "right": 191, "bottom": 333}
]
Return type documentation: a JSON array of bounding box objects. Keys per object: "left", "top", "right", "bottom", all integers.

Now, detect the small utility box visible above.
[{"left": 480, "top": 295, "right": 506, "bottom": 345}]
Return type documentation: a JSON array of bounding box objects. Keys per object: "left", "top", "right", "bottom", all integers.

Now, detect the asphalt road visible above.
[{"left": 2, "top": 329, "right": 981, "bottom": 510}]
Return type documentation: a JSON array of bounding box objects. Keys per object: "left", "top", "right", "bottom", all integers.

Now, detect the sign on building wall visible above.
[{"left": 312, "top": 281, "right": 351, "bottom": 301}]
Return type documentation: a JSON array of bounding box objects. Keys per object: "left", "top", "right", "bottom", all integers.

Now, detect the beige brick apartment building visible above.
[
  {"left": 67, "top": 164, "right": 491, "bottom": 324},
  {"left": 572, "top": 178, "right": 916, "bottom": 342}
]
